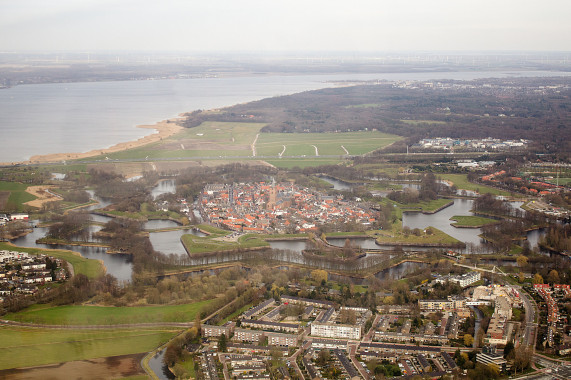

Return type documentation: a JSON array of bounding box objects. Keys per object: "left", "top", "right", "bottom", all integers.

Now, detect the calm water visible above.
[
  {"left": 319, "top": 176, "right": 354, "bottom": 191},
  {"left": 375, "top": 261, "right": 428, "bottom": 281},
  {"left": 268, "top": 240, "right": 308, "bottom": 253},
  {"left": 151, "top": 179, "right": 177, "bottom": 199},
  {"left": 143, "top": 219, "right": 180, "bottom": 230},
  {"left": 2, "top": 71, "right": 569, "bottom": 162},
  {"left": 10, "top": 222, "right": 133, "bottom": 282},
  {"left": 149, "top": 229, "right": 206, "bottom": 256},
  {"left": 402, "top": 199, "right": 485, "bottom": 248},
  {"left": 147, "top": 349, "right": 174, "bottom": 380}
]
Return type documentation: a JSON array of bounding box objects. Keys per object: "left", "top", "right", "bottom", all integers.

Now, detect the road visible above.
[{"left": 512, "top": 285, "right": 538, "bottom": 349}]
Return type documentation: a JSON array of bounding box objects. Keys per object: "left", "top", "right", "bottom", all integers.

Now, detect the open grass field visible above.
[
  {"left": 256, "top": 131, "right": 401, "bottom": 157},
  {"left": 98, "top": 124, "right": 400, "bottom": 168},
  {"left": 0, "top": 181, "right": 37, "bottom": 211},
  {"left": 2, "top": 299, "right": 213, "bottom": 325},
  {"left": 0, "top": 242, "right": 104, "bottom": 279},
  {"left": 104, "top": 121, "right": 265, "bottom": 160},
  {"left": 440, "top": 174, "right": 514, "bottom": 197},
  {"left": 0, "top": 325, "right": 178, "bottom": 370},
  {"left": 397, "top": 198, "right": 453, "bottom": 213},
  {"left": 370, "top": 226, "right": 462, "bottom": 246},
  {"left": 450, "top": 215, "right": 499, "bottom": 227},
  {"left": 181, "top": 233, "right": 269, "bottom": 254}
]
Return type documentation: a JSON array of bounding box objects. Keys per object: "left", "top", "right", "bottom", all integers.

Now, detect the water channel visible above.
[
  {"left": 10, "top": 222, "right": 133, "bottom": 282},
  {"left": 149, "top": 229, "right": 206, "bottom": 257},
  {"left": 147, "top": 349, "right": 174, "bottom": 380}
]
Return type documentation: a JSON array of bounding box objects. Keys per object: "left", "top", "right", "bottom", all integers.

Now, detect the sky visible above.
[{"left": 1, "top": 0, "right": 570, "bottom": 52}]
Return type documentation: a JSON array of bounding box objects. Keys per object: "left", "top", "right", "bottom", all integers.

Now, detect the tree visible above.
[
  {"left": 316, "top": 349, "right": 331, "bottom": 366},
  {"left": 218, "top": 333, "right": 227, "bottom": 352},
  {"left": 503, "top": 341, "right": 515, "bottom": 360},
  {"left": 464, "top": 333, "right": 474, "bottom": 347},
  {"left": 311, "top": 269, "right": 328, "bottom": 284},
  {"left": 533, "top": 273, "right": 544, "bottom": 285},
  {"left": 547, "top": 269, "right": 560, "bottom": 284},
  {"left": 516, "top": 255, "right": 528, "bottom": 268}
]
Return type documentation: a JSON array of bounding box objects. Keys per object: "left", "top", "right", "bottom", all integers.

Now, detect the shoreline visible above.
[{"left": 1, "top": 116, "right": 185, "bottom": 166}]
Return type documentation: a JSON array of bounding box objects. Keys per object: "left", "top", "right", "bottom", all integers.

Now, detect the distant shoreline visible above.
[{"left": 1, "top": 117, "right": 185, "bottom": 166}]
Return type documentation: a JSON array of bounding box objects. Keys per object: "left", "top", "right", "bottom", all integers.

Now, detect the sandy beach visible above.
[{"left": 19, "top": 117, "right": 184, "bottom": 165}]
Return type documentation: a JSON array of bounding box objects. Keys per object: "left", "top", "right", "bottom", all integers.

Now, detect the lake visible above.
[{"left": 2, "top": 70, "right": 569, "bottom": 162}]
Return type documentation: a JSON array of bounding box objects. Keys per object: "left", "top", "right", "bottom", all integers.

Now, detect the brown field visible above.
[
  {"left": 24, "top": 186, "right": 63, "bottom": 208},
  {"left": 0, "top": 353, "right": 146, "bottom": 380}
]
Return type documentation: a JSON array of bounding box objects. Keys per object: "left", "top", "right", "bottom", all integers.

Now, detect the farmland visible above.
[{"left": 0, "top": 181, "right": 36, "bottom": 211}]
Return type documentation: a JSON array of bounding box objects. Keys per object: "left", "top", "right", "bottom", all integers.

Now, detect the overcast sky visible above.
[{"left": 1, "top": 0, "right": 569, "bottom": 52}]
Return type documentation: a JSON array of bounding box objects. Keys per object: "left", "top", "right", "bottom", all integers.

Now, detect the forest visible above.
[{"left": 181, "top": 77, "right": 571, "bottom": 157}]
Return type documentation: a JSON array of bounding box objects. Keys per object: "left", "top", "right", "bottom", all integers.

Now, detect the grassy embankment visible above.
[
  {"left": 0, "top": 242, "right": 104, "bottom": 279},
  {"left": 372, "top": 198, "right": 462, "bottom": 246},
  {"left": 0, "top": 326, "right": 179, "bottom": 370},
  {"left": 2, "top": 299, "right": 212, "bottom": 325},
  {"left": 439, "top": 173, "right": 515, "bottom": 197},
  {"left": 450, "top": 215, "right": 499, "bottom": 227},
  {"left": 396, "top": 198, "right": 453, "bottom": 213},
  {"left": 182, "top": 224, "right": 308, "bottom": 255},
  {"left": 0, "top": 181, "right": 37, "bottom": 211}
]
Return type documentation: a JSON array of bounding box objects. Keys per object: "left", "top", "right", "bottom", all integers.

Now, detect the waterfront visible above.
[{"left": 1, "top": 71, "right": 569, "bottom": 163}]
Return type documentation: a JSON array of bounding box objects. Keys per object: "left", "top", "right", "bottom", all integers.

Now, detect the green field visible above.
[
  {"left": 3, "top": 299, "right": 213, "bottom": 325},
  {"left": 440, "top": 174, "right": 514, "bottom": 197},
  {"left": 0, "top": 243, "right": 104, "bottom": 279},
  {"left": 256, "top": 131, "right": 401, "bottom": 157},
  {"left": 372, "top": 226, "right": 462, "bottom": 246},
  {"left": 0, "top": 181, "right": 36, "bottom": 211},
  {"left": 450, "top": 215, "right": 499, "bottom": 227},
  {"left": 104, "top": 121, "right": 265, "bottom": 160},
  {"left": 0, "top": 326, "right": 178, "bottom": 370},
  {"left": 397, "top": 198, "right": 453, "bottom": 213},
  {"left": 182, "top": 233, "right": 269, "bottom": 254}
]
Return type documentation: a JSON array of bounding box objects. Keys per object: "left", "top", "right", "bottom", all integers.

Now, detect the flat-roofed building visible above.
[
  {"left": 477, "top": 351, "right": 507, "bottom": 372},
  {"left": 281, "top": 295, "right": 335, "bottom": 308},
  {"left": 266, "top": 332, "right": 298, "bottom": 347},
  {"left": 311, "top": 322, "right": 361, "bottom": 340},
  {"left": 202, "top": 324, "right": 233, "bottom": 338},
  {"left": 239, "top": 319, "right": 300, "bottom": 333},
  {"left": 233, "top": 328, "right": 264, "bottom": 343}
]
